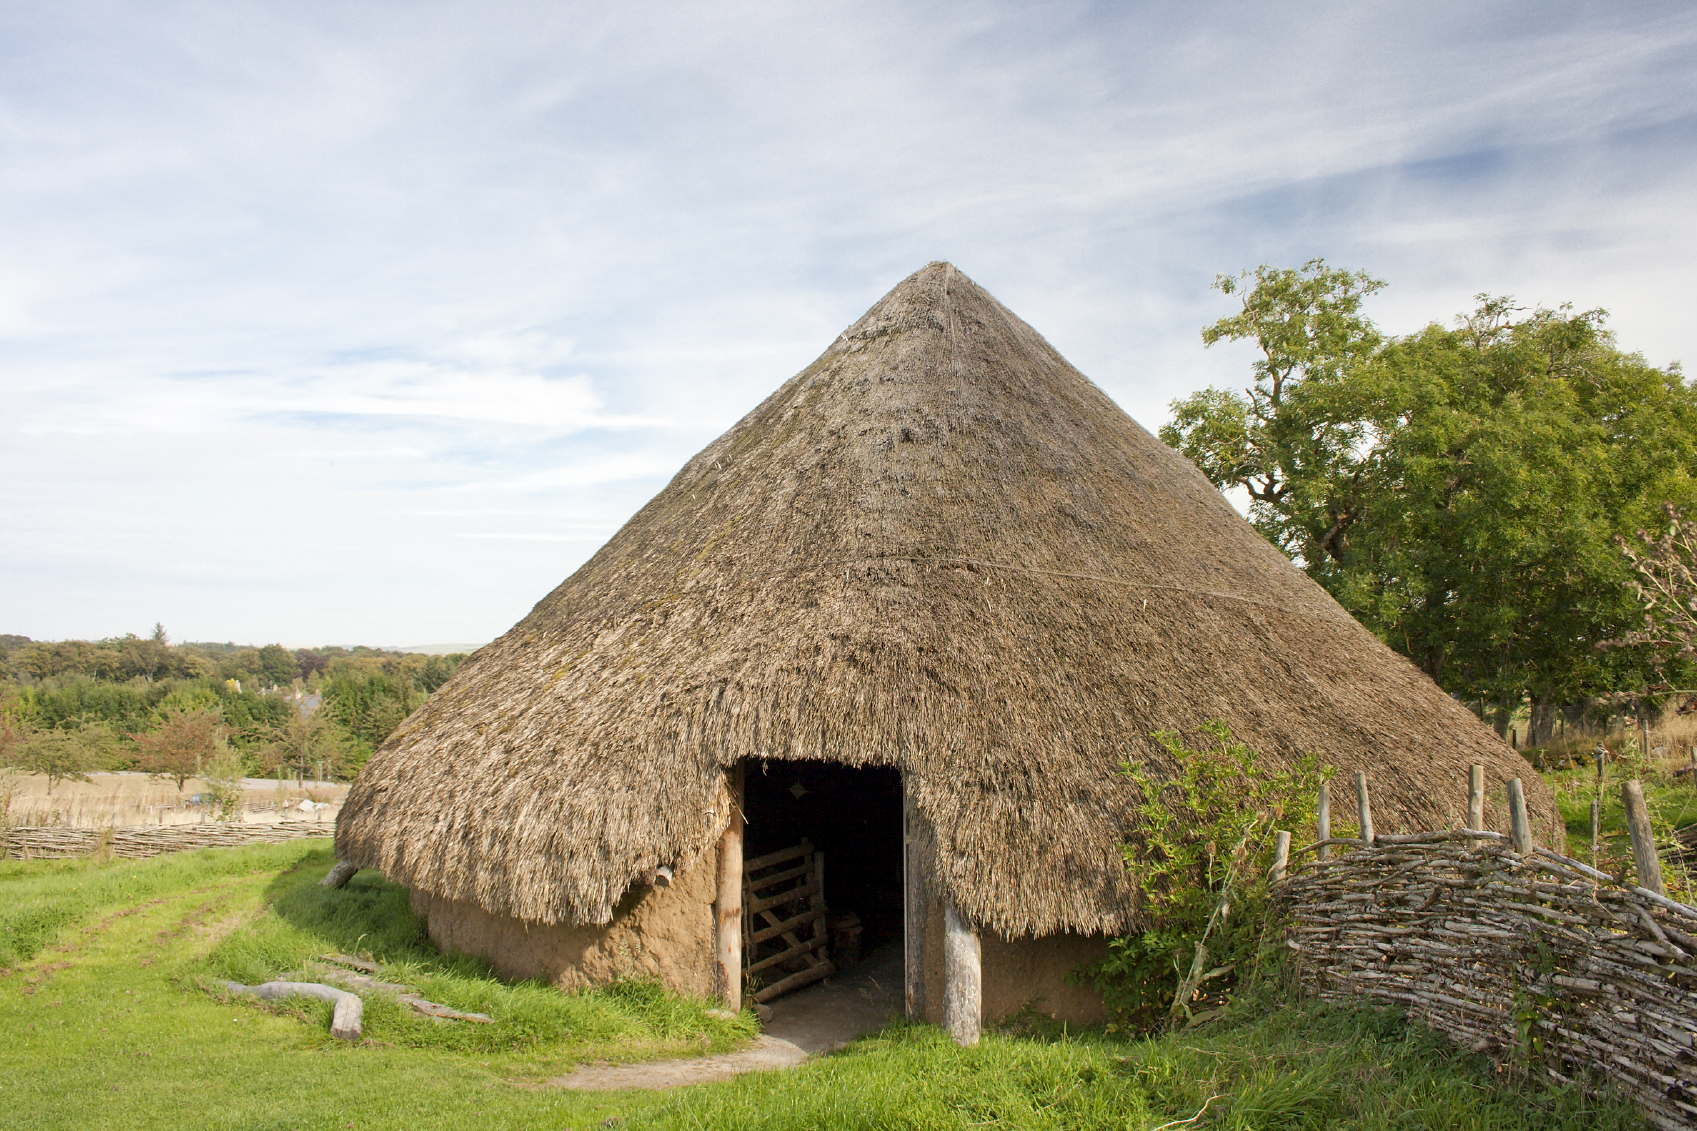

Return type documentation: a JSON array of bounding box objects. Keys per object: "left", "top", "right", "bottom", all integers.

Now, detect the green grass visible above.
[
  {"left": 194, "top": 847, "right": 756, "bottom": 1064},
  {"left": 0, "top": 842, "right": 1645, "bottom": 1130},
  {"left": 638, "top": 1008, "right": 1641, "bottom": 1131}
]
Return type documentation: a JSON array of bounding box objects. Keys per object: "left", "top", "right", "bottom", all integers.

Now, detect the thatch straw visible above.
[{"left": 337, "top": 262, "right": 1556, "bottom": 938}]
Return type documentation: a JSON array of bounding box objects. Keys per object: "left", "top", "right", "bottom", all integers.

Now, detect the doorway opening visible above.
[{"left": 741, "top": 761, "right": 903, "bottom": 1002}]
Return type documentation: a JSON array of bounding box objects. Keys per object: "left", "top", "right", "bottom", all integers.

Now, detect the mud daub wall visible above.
[
  {"left": 3, "top": 821, "right": 332, "bottom": 860},
  {"left": 1275, "top": 829, "right": 1697, "bottom": 1130}
]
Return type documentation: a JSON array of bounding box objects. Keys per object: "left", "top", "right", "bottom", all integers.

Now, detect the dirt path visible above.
[{"left": 549, "top": 942, "right": 902, "bottom": 1090}]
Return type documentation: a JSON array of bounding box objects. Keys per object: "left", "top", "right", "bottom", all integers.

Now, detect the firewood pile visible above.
[
  {"left": 1276, "top": 826, "right": 1697, "bottom": 1129},
  {"left": 3, "top": 820, "right": 333, "bottom": 860}
]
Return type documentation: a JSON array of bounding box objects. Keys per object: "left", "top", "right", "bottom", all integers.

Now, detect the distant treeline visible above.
[{"left": 0, "top": 628, "right": 468, "bottom": 780}]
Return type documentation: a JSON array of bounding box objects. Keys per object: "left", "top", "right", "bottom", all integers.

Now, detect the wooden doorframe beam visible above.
[
  {"left": 715, "top": 762, "right": 745, "bottom": 1011},
  {"left": 903, "top": 772, "right": 928, "bottom": 1020}
]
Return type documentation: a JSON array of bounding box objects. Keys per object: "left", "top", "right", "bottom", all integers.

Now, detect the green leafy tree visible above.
[
  {"left": 256, "top": 644, "right": 297, "bottom": 688},
  {"left": 200, "top": 746, "right": 248, "bottom": 821},
  {"left": 7, "top": 721, "right": 118, "bottom": 792},
  {"left": 1169, "top": 259, "right": 1387, "bottom": 568},
  {"left": 261, "top": 703, "right": 353, "bottom": 785},
  {"left": 1164, "top": 268, "right": 1697, "bottom": 728}
]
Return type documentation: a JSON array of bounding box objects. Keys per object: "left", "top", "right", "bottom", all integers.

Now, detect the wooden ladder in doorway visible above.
[{"left": 742, "top": 839, "right": 835, "bottom": 1003}]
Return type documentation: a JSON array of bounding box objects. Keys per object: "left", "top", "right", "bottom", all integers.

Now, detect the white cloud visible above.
[{"left": 0, "top": 0, "right": 1692, "bottom": 642}]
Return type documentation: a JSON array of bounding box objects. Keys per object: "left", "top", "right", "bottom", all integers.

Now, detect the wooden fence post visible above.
[
  {"left": 1317, "top": 781, "right": 1330, "bottom": 862},
  {"left": 1271, "top": 830, "right": 1291, "bottom": 884},
  {"left": 1622, "top": 779, "right": 1665, "bottom": 896},
  {"left": 943, "top": 898, "right": 981, "bottom": 1047},
  {"left": 1467, "top": 764, "right": 1484, "bottom": 835},
  {"left": 1507, "top": 778, "right": 1531, "bottom": 854},
  {"left": 1355, "top": 772, "right": 1375, "bottom": 847},
  {"left": 715, "top": 763, "right": 745, "bottom": 1011}
]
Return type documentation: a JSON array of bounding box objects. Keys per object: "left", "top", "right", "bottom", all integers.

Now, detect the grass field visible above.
[{"left": 0, "top": 841, "right": 1644, "bottom": 1130}]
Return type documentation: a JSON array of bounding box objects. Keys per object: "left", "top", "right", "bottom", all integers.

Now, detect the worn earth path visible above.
[{"left": 549, "top": 943, "right": 903, "bottom": 1090}]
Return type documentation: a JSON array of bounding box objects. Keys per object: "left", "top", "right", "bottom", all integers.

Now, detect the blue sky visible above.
[{"left": 3, "top": 1, "right": 1693, "bottom": 647}]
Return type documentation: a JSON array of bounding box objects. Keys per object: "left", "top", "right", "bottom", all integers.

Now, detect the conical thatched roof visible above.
[{"left": 338, "top": 262, "right": 1553, "bottom": 938}]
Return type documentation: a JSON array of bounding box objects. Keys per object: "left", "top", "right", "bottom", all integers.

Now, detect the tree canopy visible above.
[
  {"left": 1162, "top": 262, "right": 1697, "bottom": 728},
  {"left": 0, "top": 632, "right": 470, "bottom": 783}
]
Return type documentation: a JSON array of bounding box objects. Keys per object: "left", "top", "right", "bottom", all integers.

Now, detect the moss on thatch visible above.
[{"left": 337, "top": 262, "right": 1555, "bottom": 938}]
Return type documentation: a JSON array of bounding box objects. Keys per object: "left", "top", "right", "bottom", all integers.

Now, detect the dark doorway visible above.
[{"left": 743, "top": 761, "right": 904, "bottom": 958}]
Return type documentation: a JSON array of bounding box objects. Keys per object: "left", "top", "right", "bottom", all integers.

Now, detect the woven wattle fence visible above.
[
  {"left": 2, "top": 820, "right": 333, "bottom": 861},
  {"left": 1274, "top": 787, "right": 1697, "bottom": 1130}
]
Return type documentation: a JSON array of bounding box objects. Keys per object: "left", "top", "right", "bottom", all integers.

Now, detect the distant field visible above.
[
  {"left": 5, "top": 771, "right": 347, "bottom": 829},
  {"left": 0, "top": 841, "right": 1642, "bottom": 1131}
]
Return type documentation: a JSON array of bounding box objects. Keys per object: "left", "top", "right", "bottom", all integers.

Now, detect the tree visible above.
[
  {"left": 261, "top": 702, "right": 352, "bottom": 785},
  {"left": 1163, "top": 269, "right": 1697, "bottom": 728},
  {"left": 256, "top": 644, "right": 297, "bottom": 688},
  {"left": 200, "top": 746, "right": 248, "bottom": 821},
  {"left": 129, "top": 708, "right": 224, "bottom": 790},
  {"left": 1607, "top": 504, "right": 1697, "bottom": 674},
  {"left": 1167, "top": 259, "right": 1387, "bottom": 569},
  {"left": 6, "top": 721, "right": 117, "bottom": 792}
]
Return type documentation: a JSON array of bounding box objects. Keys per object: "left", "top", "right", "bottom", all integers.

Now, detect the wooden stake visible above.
[
  {"left": 1622, "top": 779, "right": 1665, "bottom": 896},
  {"left": 943, "top": 898, "right": 981, "bottom": 1047},
  {"left": 715, "top": 763, "right": 745, "bottom": 1011},
  {"left": 903, "top": 776, "right": 928, "bottom": 1021},
  {"left": 1271, "top": 830, "right": 1291, "bottom": 884},
  {"left": 1466, "top": 764, "right": 1484, "bottom": 835},
  {"left": 1317, "top": 782, "right": 1330, "bottom": 862},
  {"left": 1590, "top": 797, "right": 1601, "bottom": 861},
  {"left": 1507, "top": 778, "right": 1531, "bottom": 854},
  {"left": 1355, "top": 771, "right": 1375, "bottom": 847}
]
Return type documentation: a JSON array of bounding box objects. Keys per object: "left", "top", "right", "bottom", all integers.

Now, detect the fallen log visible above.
[{"left": 224, "top": 980, "right": 362, "bottom": 1041}]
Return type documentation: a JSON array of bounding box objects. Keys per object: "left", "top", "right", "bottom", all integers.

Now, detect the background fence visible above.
[
  {"left": 1274, "top": 773, "right": 1697, "bottom": 1130},
  {"left": 3, "top": 820, "right": 333, "bottom": 860}
]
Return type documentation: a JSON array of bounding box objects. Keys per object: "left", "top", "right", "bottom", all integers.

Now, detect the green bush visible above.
[{"left": 1084, "top": 722, "right": 1321, "bottom": 1029}]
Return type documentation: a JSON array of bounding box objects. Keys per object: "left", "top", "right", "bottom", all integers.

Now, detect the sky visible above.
[{"left": 3, "top": 0, "right": 1694, "bottom": 648}]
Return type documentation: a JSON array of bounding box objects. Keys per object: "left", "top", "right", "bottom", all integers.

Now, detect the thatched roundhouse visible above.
[{"left": 337, "top": 262, "right": 1554, "bottom": 1033}]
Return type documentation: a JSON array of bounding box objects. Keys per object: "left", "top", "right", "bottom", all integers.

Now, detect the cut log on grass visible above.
[
  {"left": 224, "top": 980, "right": 363, "bottom": 1041},
  {"left": 319, "top": 860, "right": 360, "bottom": 889}
]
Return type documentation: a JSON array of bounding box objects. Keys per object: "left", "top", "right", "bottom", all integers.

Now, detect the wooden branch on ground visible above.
[{"left": 224, "top": 980, "right": 363, "bottom": 1041}]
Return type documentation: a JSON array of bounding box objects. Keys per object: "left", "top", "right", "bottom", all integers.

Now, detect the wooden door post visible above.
[
  {"left": 903, "top": 775, "right": 928, "bottom": 1021},
  {"left": 715, "top": 763, "right": 745, "bottom": 1011},
  {"left": 943, "top": 897, "right": 981, "bottom": 1047}
]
